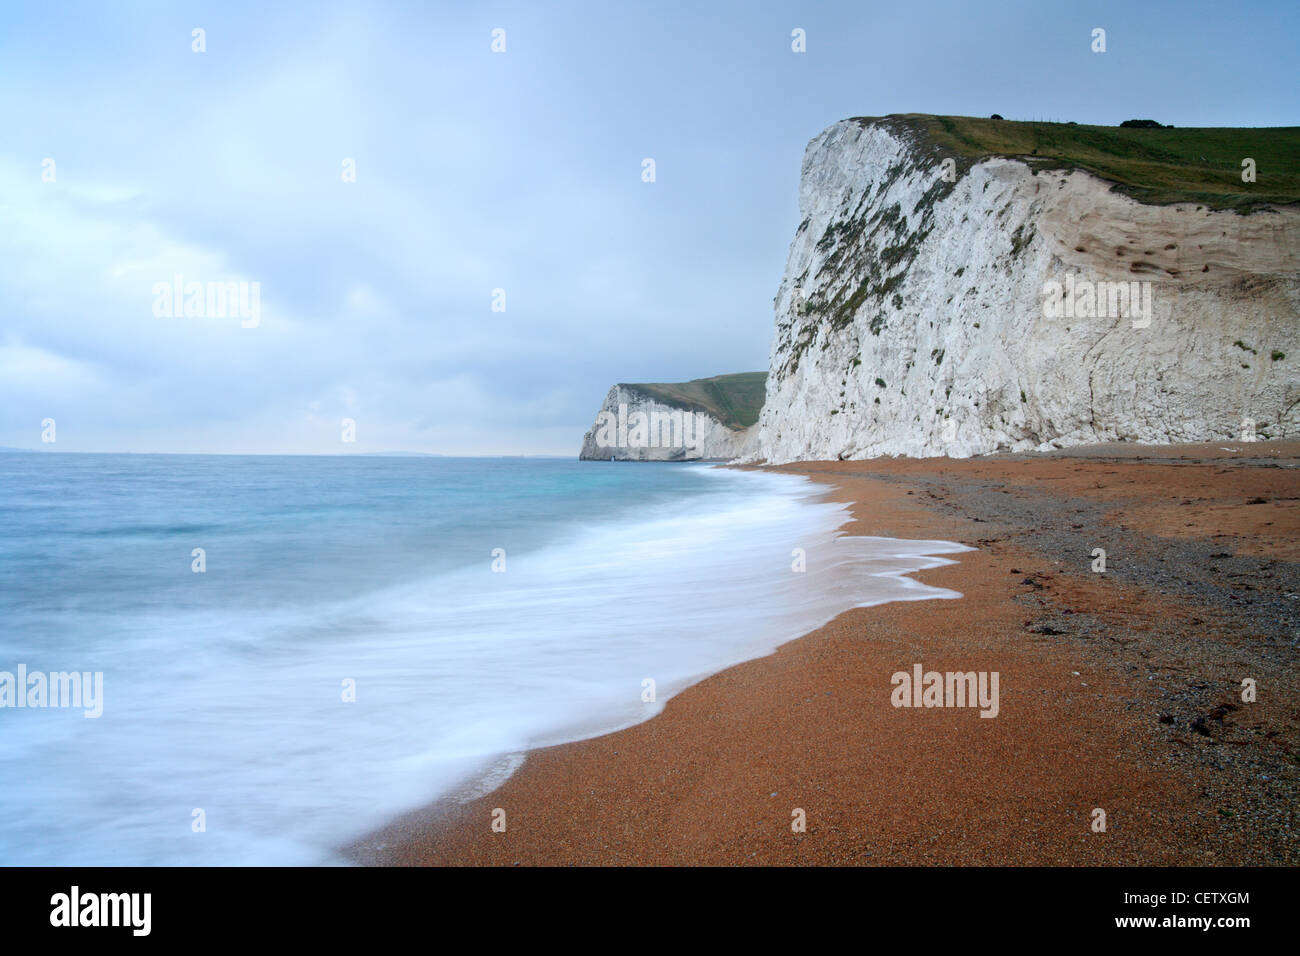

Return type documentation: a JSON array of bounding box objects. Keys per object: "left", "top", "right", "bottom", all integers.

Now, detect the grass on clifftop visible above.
[
  {"left": 862, "top": 114, "right": 1300, "bottom": 211},
  {"left": 625, "top": 372, "right": 767, "bottom": 430}
]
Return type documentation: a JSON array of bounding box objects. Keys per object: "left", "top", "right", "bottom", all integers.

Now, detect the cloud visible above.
[{"left": 4, "top": 0, "right": 1293, "bottom": 452}]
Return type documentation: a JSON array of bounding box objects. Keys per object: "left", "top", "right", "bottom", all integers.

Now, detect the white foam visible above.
[{"left": 0, "top": 467, "right": 971, "bottom": 865}]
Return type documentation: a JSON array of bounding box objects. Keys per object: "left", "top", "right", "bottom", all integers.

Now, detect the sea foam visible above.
[{"left": 0, "top": 456, "right": 968, "bottom": 865}]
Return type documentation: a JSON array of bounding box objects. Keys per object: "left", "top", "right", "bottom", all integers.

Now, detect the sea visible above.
[{"left": 0, "top": 453, "right": 969, "bottom": 865}]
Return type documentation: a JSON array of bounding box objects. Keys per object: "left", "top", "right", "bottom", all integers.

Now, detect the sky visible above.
[{"left": 2, "top": 0, "right": 1297, "bottom": 454}]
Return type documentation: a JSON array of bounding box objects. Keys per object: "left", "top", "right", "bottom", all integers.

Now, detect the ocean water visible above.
[{"left": 0, "top": 453, "right": 970, "bottom": 865}]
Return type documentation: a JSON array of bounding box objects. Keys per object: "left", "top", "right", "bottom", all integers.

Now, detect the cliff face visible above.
[
  {"left": 578, "top": 384, "right": 757, "bottom": 461},
  {"left": 747, "top": 118, "right": 1300, "bottom": 463}
]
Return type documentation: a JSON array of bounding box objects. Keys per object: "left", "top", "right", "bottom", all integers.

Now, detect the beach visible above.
[{"left": 360, "top": 442, "right": 1300, "bottom": 866}]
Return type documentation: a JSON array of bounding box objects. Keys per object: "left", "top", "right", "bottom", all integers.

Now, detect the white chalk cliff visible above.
[
  {"left": 578, "top": 385, "right": 756, "bottom": 461},
  {"left": 745, "top": 117, "right": 1300, "bottom": 462}
]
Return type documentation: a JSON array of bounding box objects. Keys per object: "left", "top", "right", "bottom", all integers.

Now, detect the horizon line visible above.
[{"left": 0, "top": 449, "right": 577, "bottom": 459}]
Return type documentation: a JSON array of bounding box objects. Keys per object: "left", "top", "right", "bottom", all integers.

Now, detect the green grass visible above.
[
  {"left": 624, "top": 372, "right": 767, "bottom": 430},
  {"left": 857, "top": 114, "right": 1300, "bottom": 211}
]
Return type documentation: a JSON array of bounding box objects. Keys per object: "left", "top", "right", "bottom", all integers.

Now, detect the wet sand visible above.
[{"left": 355, "top": 441, "right": 1300, "bottom": 865}]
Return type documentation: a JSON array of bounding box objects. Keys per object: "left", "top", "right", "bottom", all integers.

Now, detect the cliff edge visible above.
[
  {"left": 578, "top": 372, "right": 765, "bottom": 461},
  {"left": 746, "top": 115, "right": 1300, "bottom": 462}
]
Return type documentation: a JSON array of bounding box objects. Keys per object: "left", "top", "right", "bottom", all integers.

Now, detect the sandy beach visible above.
[{"left": 356, "top": 441, "right": 1299, "bottom": 866}]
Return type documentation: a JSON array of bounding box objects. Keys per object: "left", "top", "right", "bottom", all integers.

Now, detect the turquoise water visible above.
[{"left": 0, "top": 453, "right": 969, "bottom": 864}]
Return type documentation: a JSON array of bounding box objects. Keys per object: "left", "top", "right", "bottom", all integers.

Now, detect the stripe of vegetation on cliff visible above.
[
  {"left": 622, "top": 372, "right": 767, "bottom": 430},
  {"left": 857, "top": 113, "right": 1300, "bottom": 212}
]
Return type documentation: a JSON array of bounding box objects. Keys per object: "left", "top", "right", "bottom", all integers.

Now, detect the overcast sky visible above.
[{"left": 3, "top": 0, "right": 1297, "bottom": 454}]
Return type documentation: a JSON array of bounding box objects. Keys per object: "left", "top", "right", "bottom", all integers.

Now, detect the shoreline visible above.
[{"left": 353, "top": 441, "right": 1299, "bottom": 866}]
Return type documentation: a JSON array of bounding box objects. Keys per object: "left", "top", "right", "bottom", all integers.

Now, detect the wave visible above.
[{"left": 0, "top": 464, "right": 970, "bottom": 865}]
